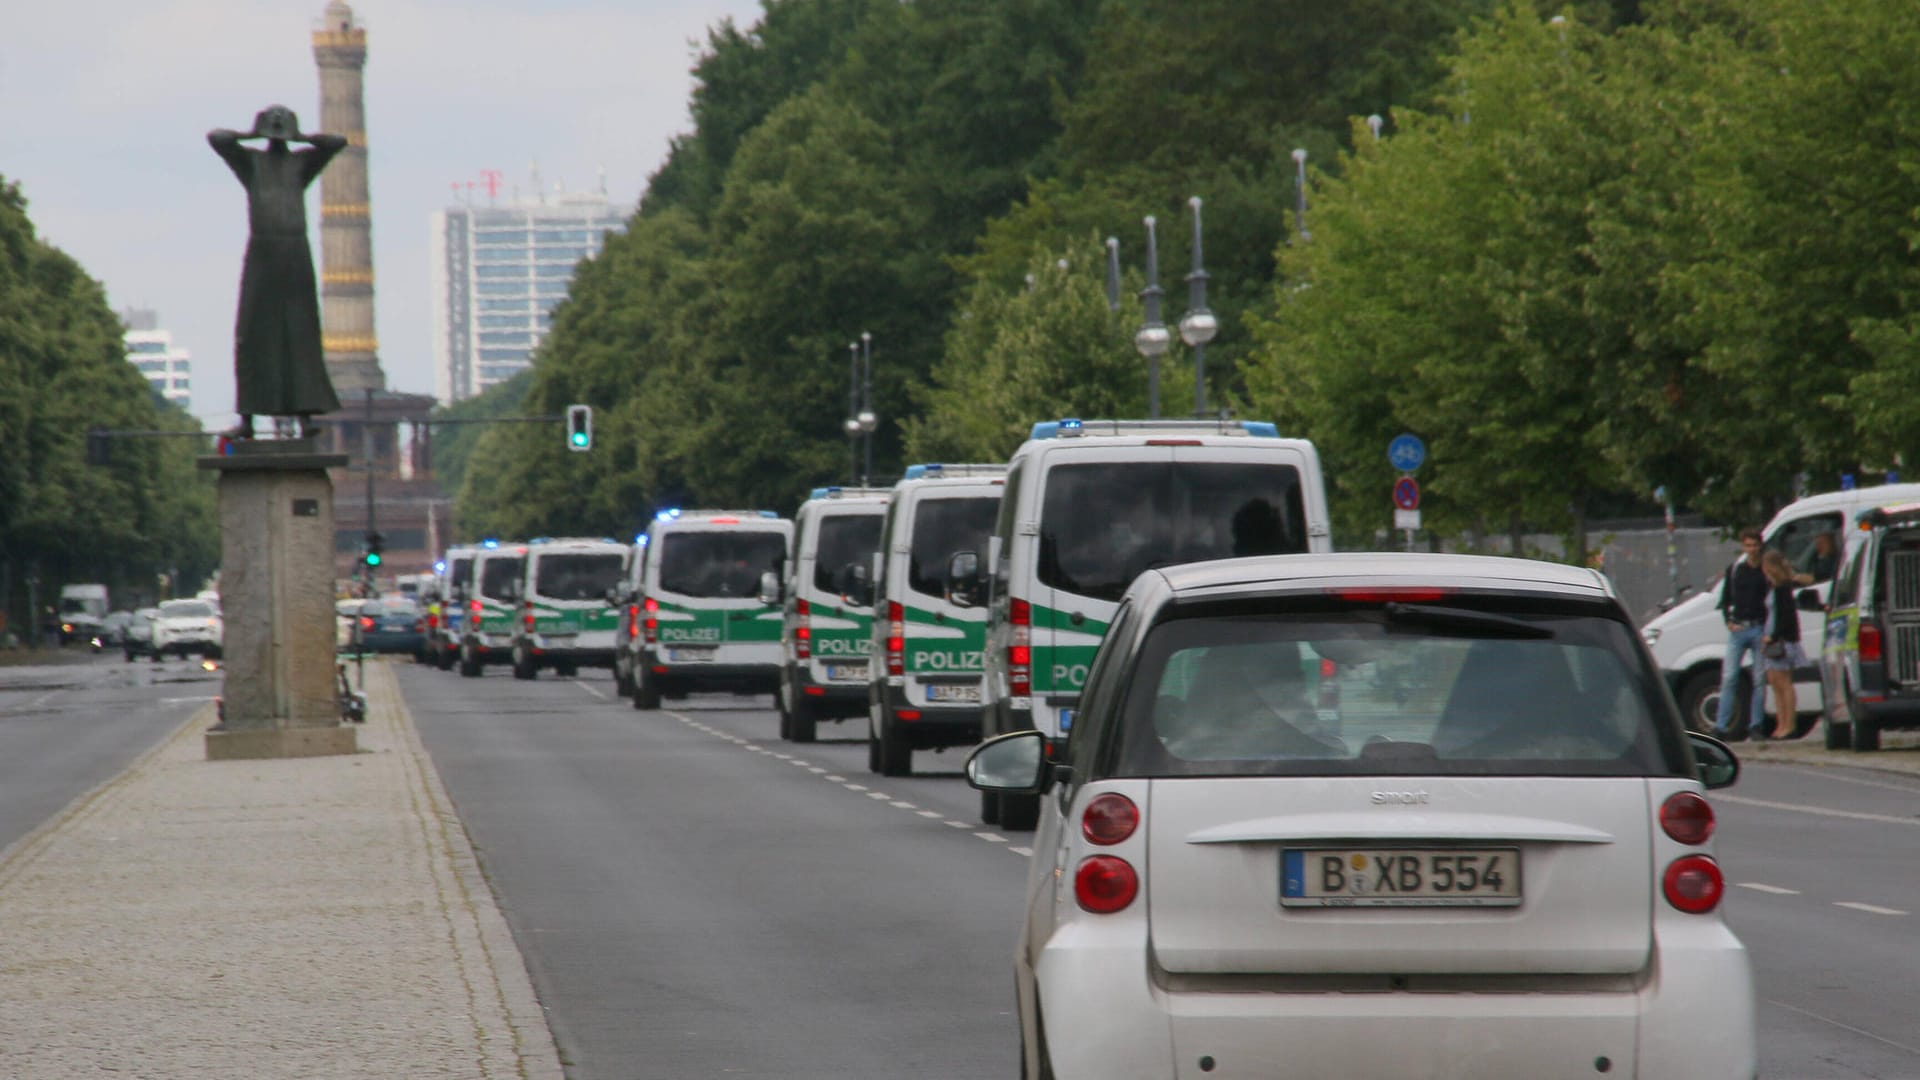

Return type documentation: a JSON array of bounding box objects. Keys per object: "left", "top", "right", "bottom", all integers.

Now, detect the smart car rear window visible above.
[{"left": 1108, "top": 599, "right": 1682, "bottom": 779}]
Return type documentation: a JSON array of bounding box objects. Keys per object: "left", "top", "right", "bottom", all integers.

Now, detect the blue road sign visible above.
[
  {"left": 1393, "top": 476, "right": 1421, "bottom": 511},
  {"left": 1389, "top": 433, "right": 1426, "bottom": 472}
]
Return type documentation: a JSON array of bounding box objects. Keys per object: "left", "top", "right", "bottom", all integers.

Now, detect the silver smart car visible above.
[{"left": 968, "top": 552, "right": 1753, "bottom": 1079}]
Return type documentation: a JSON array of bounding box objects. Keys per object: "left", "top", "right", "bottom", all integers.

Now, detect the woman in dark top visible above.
[{"left": 1758, "top": 550, "right": 1805, "bottom": 740}]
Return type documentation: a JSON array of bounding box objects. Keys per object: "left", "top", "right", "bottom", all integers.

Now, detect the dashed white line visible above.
[
  {"left": 974, "top": 833, "right": 1008, "bottom": 843},
  {"left": 945, "top": 821, "right": 971, "bottom": 829},
  {"left": 844, "top": 783, "right": 868, "bottom": 792},
  {"left": 865, "top": 792, "right": 890, "bottom": 801},
  {"left": 916, "top": 810, "right": 943, "bottom": 819},
  {"left": 889, "top": 801, "right": 917, "bottom": 809},
  {"left": 1735, "top": 883, "right": 1801, "bottom": 895},
  {"left": 573, "top": 681, "right": 609, "bottom": 701},
  {"left": 825, "top": 775, "right": 845, "bottom": 782},
  {"left": 809, "top": 767, "right": 828, "bottom": 774},
  {"left": 1834, "top": 901, "right": 1907, "bottom": 916},
  {"left": 1009, "top": 847, "right": 1034, "bottom": 857}
]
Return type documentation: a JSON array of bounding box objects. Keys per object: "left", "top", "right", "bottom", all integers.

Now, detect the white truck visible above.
[
  {"left": 1641, "top": 482, "right": 1920, "bottom": 733},
  {"left": 57, "top": 584, "right": 110, "bottom": 645}
]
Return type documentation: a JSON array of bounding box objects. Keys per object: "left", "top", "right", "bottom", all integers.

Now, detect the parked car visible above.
[
  {"left": 148, "top": 598, "right": 222, "bottom": 661},
  {"left": 350, "top": 597, "right": 427, "bottom": 658},
  {"left": 967, "top": 551, "right": 1752, "bottom": 1079},
  {"left": 1817, "top": 500, "right": 1920, "bottom": 750},
  {"left": 122, "top": 607, "right": 160, "bottom": 662}
]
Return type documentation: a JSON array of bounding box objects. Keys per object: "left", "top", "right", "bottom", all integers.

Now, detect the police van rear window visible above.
[
  {"left": 658, "top": 532, "right": 787, "bottom": 598},
  {"left": 1038, "top": 462, "right": 1307, "bottom": 603},
  {"left": 480, "top": 557, "right": 523, "bottom": 601},
  {"left": 909, "top": 496, "right": 999, "bottom": 598},
  {"left": 534, "top": 553, "right": 625, "bottom": 600},
  {"left": 812, "top": 514, "right": 883, "bottom": 593}
]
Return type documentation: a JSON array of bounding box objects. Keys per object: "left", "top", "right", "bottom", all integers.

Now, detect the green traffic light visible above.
[
  {"left": 366, "top": 552, "right": 382, "bottom": 567},
  {"left": 571, "top": 431, "right": 588, "bottom": 447}
]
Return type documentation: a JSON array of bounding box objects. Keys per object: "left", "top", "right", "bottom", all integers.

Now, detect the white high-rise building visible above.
[
  {"left": 122, "top": 309, "right": 193, "bottom": 408},
  {"left": 430, "top": 190, "right": 626, "bottom": 403}
]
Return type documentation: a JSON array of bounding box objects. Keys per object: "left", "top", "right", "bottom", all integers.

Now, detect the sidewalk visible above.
[
  {"left": 1726, "top": 722, "right": 1920, "bottom": 776},
  {"left": 0, "top": 659, "right": 565, "bottom": 1079}
]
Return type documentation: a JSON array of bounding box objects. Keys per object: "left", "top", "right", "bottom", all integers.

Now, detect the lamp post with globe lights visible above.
[
  {"left": 1133, "top": 215, "right": 1171, "bottom": 419},
  {"left": 858, "top": 331, "right": 876, "bottom": 486},
  {"left": 1292, "top": 148, "right": 1311, "bottom": 242},
  {"left": 845, "top": 341, "right": 861, "bottom": 483},
  {"left": 1178, "top": 196, "right": 1218, "bottom": 417}
]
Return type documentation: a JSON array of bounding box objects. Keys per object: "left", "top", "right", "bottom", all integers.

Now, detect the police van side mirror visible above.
[
  {"left": 758, "top": 571, "right": 782, "bottom": 606},
  {"left": 1796, "top": 588, "right": 1825, "bottom": 612},
  {"left": 605, "top": 584, "right": 628, "bottom": 607},
  {"left": 947, "top": 551, "right": 981, "bottom": 609},
  {"left": 839, "top": 563, "right": 873, "bottom": 607}
]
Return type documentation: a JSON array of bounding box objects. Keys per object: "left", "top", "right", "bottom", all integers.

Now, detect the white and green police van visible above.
[
  {"left": 977, "top": 418, "right": 1332, "bottom": 829},
  {"left": 863, "top": 464, "right": 1005, "bottom": 776},
  {"left": 427, "top": 543, "right": 478, "bottom": 671},
  {"left": 628, "top": 509, "right": 793, "bottom": 710},
  {"left": 776, "top": 486, "right": 891, "bottom": 743},
  {"left": 457, "top": 540, "right": 527, "bottom": 677},
  {"left": 507, "top": 537, "right": 629, "bottom": 680}
]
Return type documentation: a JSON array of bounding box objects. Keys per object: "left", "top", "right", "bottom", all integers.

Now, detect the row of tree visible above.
[
  {"left": 0, "top": 179, "right": 219, "bottom": 640},
  {"left": 448, "top": 0, "right": 1916, "bottom": 559}
]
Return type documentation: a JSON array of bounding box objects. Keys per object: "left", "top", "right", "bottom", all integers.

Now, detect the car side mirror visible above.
[
  {"left": 947, "top": 551, "right": 981, "bottom": 609},
  {"left": 964, "top": 730, "right": 1053, "bottom": 794},
  {"left": 758, "top": 570, "right": 782, "bottom": 606},
  {"left": 1796, "top": 588, "right": 1825, "bottom": 612},
  {"left": 1687, "top": 730, "right": 1740, "bottom": 790},
  {"left": 839, "top": 563, "right": 872, "bottom": 607}
]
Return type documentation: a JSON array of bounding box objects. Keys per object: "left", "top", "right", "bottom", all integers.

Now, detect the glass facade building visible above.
[
  {"left": 429, "top": 194, "right": 626, "bottom": 402},
  {"left": 121, "top": 309, "right": 193, "bottom": 409}
]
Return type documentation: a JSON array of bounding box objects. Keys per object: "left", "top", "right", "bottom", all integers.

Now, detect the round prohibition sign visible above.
[{"left": 1392, "top": 476, "right": 1421, "bottom": 511}]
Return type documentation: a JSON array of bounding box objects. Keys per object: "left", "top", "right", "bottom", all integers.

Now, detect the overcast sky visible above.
[{"left": 2, "top": 0, "right": 765, "bottom": 429}]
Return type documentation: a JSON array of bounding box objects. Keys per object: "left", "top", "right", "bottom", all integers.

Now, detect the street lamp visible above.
[
  {"left": 1178, "top": 196, "right": 1217, "bottom": 418},
  {"left": 1133, "top": 215, "right": 1170, "bottom": 419},
  {"left": 858, "top": 331, "right": 876, "bottom": 486},
  {"left": 1367, "top": 114, "right": 1384, "bottom": 141},
  {"left": 1292, "top": 148, "right": 1311, "bottom": 242},
  {"left": 1104, "top": 237, "right": 1121, "bottom": 313},
  {"left": 846, "top": 341, "right": 860, "bottom": 483}
]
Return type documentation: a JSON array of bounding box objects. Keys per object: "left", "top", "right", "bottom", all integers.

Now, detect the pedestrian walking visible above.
[
  {"left": 1758, "top": 549, "right": 1806, "bottom": 741},
  {"left": 1714, "top": 527, "right": 1770, "bottom": 739}
]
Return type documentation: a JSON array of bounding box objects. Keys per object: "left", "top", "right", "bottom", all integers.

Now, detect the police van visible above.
[
  {"left": 507, "top": 537, "right": 628, "bottom": 679},
  {"left": 427, "top": 544, "right": 478, "bottom": 671},
  {"left": 456, "top": 540, "right": 526, "bottom": 677},
  {"left": 627, "top": 509, "right": 792, "bottom": 710},
  {"left": 863, "top": 464, "right": 1006, "bottom": 775},
  {"left": 976, "top": 418, "right": 1332, "bottom": 829},
  {"left": 776, "top": 486, "right": 891, "bottom": 742},
  {"left": 1818, "top": 501, "right": 1920, "bottom": 751}
]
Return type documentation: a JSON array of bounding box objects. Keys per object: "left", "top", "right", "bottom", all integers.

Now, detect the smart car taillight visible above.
[
  {"left": 1074, "top": 855, "right": 1138, "bottom": 914},
  {"left": 643, "top": 597, "right": 658, "bottom": 645},
  {"left": 1861, "top": 622, "right": 1883, "bottom": 663},
  {"left": 1081, "top": 793, "right": 1138, "bottom": 845},
  {"left": 1660, "top": 791, "right": 1715, "bottom": 845},
  {"left": 1008, "top": 597, "right": 1032, "bottom": 699},
  {"left": 886, "top": 601, "right": 904, "bottom": 677},
  {"left": 1663, "top": 855, "right": 1724, "bottom": 914},
  {"left": 795, "top": 598, "right": 811, "bottom": 660}
]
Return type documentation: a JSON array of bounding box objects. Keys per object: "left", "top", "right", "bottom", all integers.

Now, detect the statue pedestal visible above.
[{"left": 198, "top": 439, "right": 358, "bottom": 760}]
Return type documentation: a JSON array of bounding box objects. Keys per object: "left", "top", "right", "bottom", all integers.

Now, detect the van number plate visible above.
[
  {"left": 666, "top": 646, "right": 715, "bottom": 662},
  {"left": 926, "top": 684, "right": 980, "bottom": 704},
  {"left": 824, "top": 662, "right": 868, "bottom": 682},
  {"left": 1280, "top": 849, "right": 1521, "bottom": 907}
]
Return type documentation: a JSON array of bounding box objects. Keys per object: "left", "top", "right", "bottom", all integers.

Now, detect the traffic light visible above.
[
  {"left": 566, "top": 404, "right": 592, "bottom": 452},
  {"left": 365, "top": 531, "right": 385, "bottom": 569}
]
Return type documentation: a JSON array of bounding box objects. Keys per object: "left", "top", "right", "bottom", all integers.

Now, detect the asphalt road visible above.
[
  {"left": 398, "top": 663, "right": 1029, "bottom": 1080},
  {"left": 0, "top": 650, "right": 218, "bottom": 852}
]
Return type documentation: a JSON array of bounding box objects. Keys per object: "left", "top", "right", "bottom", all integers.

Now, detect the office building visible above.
[
  {"left": 122, "top": 309, "right": 192, "bottom": 409},
  {"left": 430, "top": 192, "right": 626, "bottom": 402}
]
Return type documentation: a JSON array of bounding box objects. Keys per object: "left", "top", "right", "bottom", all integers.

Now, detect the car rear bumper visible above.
[
  {"left": 645, "top": 653, "right": 779, "bottom": 693},
  {"left": 1032, "top": 924, "right": 1754, "bottom": 1079}
]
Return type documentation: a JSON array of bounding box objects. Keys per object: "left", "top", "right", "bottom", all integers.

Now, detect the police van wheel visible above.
[
  {"left": 556, "top": 661, "right": 578, "bottom": 678},
  {"left": 1852, "top": 713, "right": 1881, "bottom": 752},
  {"left": 980, "top": 791, "right": 1002, "bottom": 826},
  {"left": 512, "top": 646, "right": 536, "bottom": 680},
  {"left": 614, "top": 658, "right": 633, "bottom": 697},
  {"left": 877, "top": 718, "right": 912, "bottom": 777},
  {"left": 437, "top": 644, "right": 455, "bottom": 672},
  {"left": 633, "top": 669, "right": 662, "bottom": 710},
  {"left": 999, "top": 793, "right": 1040, "bottom": 832},
  {"left": 867, "top": 731, "right": 882, "bottom": 773},
  {"left": 789, "top": 698, "right": 818, "bottom": 743}
]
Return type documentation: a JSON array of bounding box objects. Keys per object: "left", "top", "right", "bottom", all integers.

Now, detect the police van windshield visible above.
[
  {"left": 1038, "top": 462, "right": 1308, "bottom": 602},
  {"left": 480, "top": 557, "right": 523, "bottom": 601},
  {"left": 449, "top": 557, "right": 473, "bottom": 592},
  {"left": 658, "top": 532, "right": 787, "bottom": 598},
  {"left": 534, "top": 553, "right": 625, "bottom": 600},
  {"left": 811, "top": 514, "right": 883, "bottom": 595},
  {"left": 909, "top": 497, "right": 999, "bottom": 598}
]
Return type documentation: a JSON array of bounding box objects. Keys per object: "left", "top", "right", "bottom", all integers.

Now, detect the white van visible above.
[
  {"left": 1641, "top": 482, "right": 1920, "bottom": 733},
  {"left": 456, "top": 541, "right": 527, "bottom": 677},
  {"left": 776, "top": 487, "right": 891, "bottom": 742},
  {"left": 426, "top": 544, "right": 478, "bottom": 671},
  {"left": 627, "top": 509, "right": 793, "bottom": 710},
  {"left": 507, "top": 537, "right": 628, "bottom": 679},
  {"left": 863, "top": 464, "right": 1006, "bottom": 775},
  {"left": 977, "top": 418, "right": 1332, "bottom": 829}
]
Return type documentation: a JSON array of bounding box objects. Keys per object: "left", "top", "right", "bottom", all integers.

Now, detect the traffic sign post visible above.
[
  {"left": 1388, "top": 433, "right": 1426, "bottom": 473},
  {"left": 1388, "top": 433, "right": 1425, "bottom": 552},
  {"left": 1392, "top": 476, "right": 1420, "bottom": 511}
]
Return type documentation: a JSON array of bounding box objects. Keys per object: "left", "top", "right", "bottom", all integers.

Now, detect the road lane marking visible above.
[
  {"left": 974, "top": 832, "right": 1008, "bottom": 843},
  {"left": 1834, "top": 901, "right": 1907, "bottom": 916},
  {"left": 917, "top": 810, "right": 943, "bottom": 818},
  {"left": 1715, "top": 793, "right": 1920, "bottom": 827},
  {"left": 1735, "top": 883, "right": 1801, "bottom": 895},
  {"left": 574, "top": 681, "right": 609, "bottom": 701},
  {"left": 844, "top": 783, "right": 867, "bottom": 791},
  {"left": 1009, "top": 847, "right": 1033, "bottom": 857},
  {"left": 809, "top": 767, "right": 828, "bottom": 774},
  {"left": 1763, "top": 997, "right": 1920, "bottom": 1056},
  {"left": 945, "top": 821, "right": 971, "bottom": 829},
  {"left": 890, "top": 801, "right": 916, "bottom": 809},
  {"left": 866, "top": 792, "right": 890, "bottom": 801},
  {"left": 825, "top": 775, "right": 845, "bottom": 782}
]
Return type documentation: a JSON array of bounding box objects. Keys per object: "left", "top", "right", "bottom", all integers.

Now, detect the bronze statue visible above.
[{"left": 209, "top": 106, "right": 345, "bottom": 438}]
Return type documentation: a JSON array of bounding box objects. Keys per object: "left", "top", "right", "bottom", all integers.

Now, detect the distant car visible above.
[
  {"left": 967, "top": 552, "right": 1753, "bottom": 1079},
  {"left": 149, "top": 598, "right": 223, "bottom": 661},
  {"left": 350, "top": 597, "right": 427, "bottom": 658},
  {"left": 123, "top": 608, "right": 160, "bottom": 662},
  {"left": 99, "top": 610, "right": 135, "bottom": 647}
]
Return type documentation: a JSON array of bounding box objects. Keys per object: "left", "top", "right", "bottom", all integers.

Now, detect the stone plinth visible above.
[{"left": 199, "top": 439, "right": 357, "bottom": 759}]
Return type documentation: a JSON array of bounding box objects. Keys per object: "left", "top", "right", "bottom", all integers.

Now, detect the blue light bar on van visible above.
[
  {"left": 809, "top": 486, "right": 844, "bottom": 499},
  {"left": 434, "top": 560, "right": 448, "bottom": 574},
  {"left": 759, "top": 510, "right": 779, "bottom": 518},
  {"left": 655, "top": 508, "right": 682, "bottom": 521},
  {"left": 1242, "top": 422, "right": 1280, "bottom": 438},
  {"left": 903, "top": 464, "right": 944, "bottom": 479},
  {"left": 483, "top": 539, "right": 499, "bottom": 549}
]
